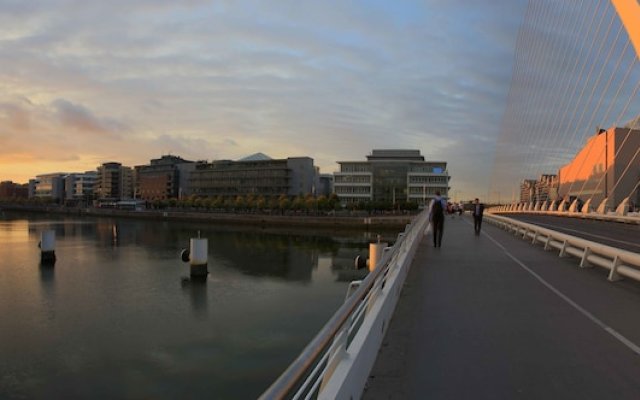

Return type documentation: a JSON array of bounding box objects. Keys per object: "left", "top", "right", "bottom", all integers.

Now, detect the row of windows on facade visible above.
[
  {"left": 339, "top": 165, "right": 446, "bottom": 173},
  {"left": 334, "top": 176, "right": 448, "bottom": 184},
  {"left": 334, "top": 186, "right": 448, "bottom": 195}
]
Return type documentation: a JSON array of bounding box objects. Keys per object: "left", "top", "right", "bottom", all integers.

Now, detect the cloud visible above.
[
  {"left": 51, "top": 98, "right": 125, "bottom": 136},
  {"left": 0, "top": 0, "right": 531, "bottom": 198}
]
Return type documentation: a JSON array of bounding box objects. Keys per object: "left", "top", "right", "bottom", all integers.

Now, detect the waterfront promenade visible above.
[{"left": 364, "top": 215, "right": 640, "bottom": 399}]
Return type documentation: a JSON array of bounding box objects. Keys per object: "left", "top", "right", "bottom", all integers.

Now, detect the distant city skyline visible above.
[{"left": 0, "top": 0, "right": 528, "bottom": 199}]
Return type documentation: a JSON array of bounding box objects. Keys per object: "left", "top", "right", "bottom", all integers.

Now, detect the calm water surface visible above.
[{"left": 0, "top": 212, "right": 389, "bottom": 399}]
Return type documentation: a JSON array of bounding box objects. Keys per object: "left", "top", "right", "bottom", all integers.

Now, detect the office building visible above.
[
  {"left": 94, "top": 162, "right": 134, "bottom": 201},
  {"left": 535, "top": 174, "right": 558, "bottom": 202},
  {"left": 317, "top": 174, "right": 334, "bottom": 197},
  {"left": 334, "top": 149, "right": 450, "bottom": 206},
  {"left": 65, "top": 172, "right": 97, "bottom": 203},
  {"left": 519, "top": 179, "right": 537, "bottom": 203},
  {"left": 31, "top": 173, "right": 67, "bottom": 202},
  {"left": 135, "top": 155, "right": 194, "bottom": 200},
  {"left": 189, "top": 153, "right": 316, "bottom": 198},
  {"left": 0, "top": 181, "right": 28, "bottom": 199}
]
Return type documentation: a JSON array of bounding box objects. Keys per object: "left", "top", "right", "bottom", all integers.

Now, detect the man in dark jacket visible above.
[
  {"left": 429, "top": 191, "right": 446, "bottom": 247},
  {"left": 472, "top": 198, "right": 485, "bottom": 235}
]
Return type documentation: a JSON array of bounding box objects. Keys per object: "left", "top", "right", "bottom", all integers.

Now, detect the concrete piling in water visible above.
[
  {"left": 180, "top": 231, "right": 209, "bottom": 277},
  {"left": 368, "top": 236, "right": 388, "bottom": 272},
  {"left": 40, "top": 230, "right": 56, "bottom": 265},
  {"left": 189, "top": 237, "right": 208, "bottom": 277}
]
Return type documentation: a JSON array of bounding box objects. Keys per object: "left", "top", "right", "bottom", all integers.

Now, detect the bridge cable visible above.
[
  {"left": 572, "top": 46, "right": 636, "bottom": 204},
  {"left": 584, "top": 78, "right": 640, "bottom": 208},
  {"left": 563, "top": 22, "right": 631, "bottom": 199},
  {"left": 526, "top": 0, "right": 591, "bottom": 180},
  {"left": 521, "top": 0, "right": 578, "bottom": 178},
  {"left": 490, "top": 0, "right": 546, "bottom": 198},
  {"left": 537, "top": 0, "right": 608, "bottom": 179}
]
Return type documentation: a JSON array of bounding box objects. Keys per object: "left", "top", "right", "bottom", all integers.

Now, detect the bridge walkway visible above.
[{"left": 363, "top": 214, "right": 640, "bottom": 399}]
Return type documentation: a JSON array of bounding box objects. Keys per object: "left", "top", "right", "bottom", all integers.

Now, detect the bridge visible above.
[
  {"left": 260, "top": 1, "right": 640, "bottom": 398},
  {"left": 364, "top": 214, "right": 640, "bottom": 399}
]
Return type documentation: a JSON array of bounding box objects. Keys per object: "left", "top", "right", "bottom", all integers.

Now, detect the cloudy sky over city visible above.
[{"left": 0, "top": 0, "right": 528, "bottom": 198}]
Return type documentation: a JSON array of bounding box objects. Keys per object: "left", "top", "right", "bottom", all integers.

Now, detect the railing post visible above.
[
  {"left": 544, "top": 235, "right": 552, "bottom": 251},
  {"left": 559, "top": 240, "right": 568, "bottom": 257},
  {"left": 608, "top": 256, "right": 623, "bottom": 282},
  {"left": 319, "top": 326, "right": 349, "bottom": 393},
  {"left": 580, "top": 247, "right": 593, "bottom": 268}
]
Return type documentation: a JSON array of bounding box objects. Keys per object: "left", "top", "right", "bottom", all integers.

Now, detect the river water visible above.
[{"left": 0, "top": 211, "right": 390, "bottom": 399}]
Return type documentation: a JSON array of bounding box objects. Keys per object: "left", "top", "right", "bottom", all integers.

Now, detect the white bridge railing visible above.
[
  {"left": 486, "top": 213, "right": 640, "bottom": 282},
  {"left": 490, "top": 201, "right": 640, "bottom": 225},
  {"left": 259, "top": 210, "right": 429, "bottom": 400}
]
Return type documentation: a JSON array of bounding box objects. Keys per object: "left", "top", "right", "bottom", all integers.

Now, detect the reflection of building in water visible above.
[
  {"left": 27, "top": 219, "right": 97, "bottom": 240},
  {"left": 216, "top": 232, "right": 319, "bottom": 282},
  {"left": 559, "top": 127, "right": 640, "bottom": 207},
  {"left": 94, "top": 220, "right": 138, "bottom": 247}
]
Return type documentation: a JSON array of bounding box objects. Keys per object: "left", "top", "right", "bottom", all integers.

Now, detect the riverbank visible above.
[{"left": 0, "top": 204, "right": 415, "bottom": 230}]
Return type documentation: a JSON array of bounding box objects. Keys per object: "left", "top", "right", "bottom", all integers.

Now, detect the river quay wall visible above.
[{"left": 1, "top": 204, "right": 414, "bottom": 230}]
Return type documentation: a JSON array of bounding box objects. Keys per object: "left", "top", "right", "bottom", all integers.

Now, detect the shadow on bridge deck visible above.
[{"left": 364, "top": 214, "right": 640, "bottom": 399}]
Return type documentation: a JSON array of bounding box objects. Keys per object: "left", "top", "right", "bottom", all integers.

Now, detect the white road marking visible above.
[{"left": 480, "top": 223, "right": 640, "bottom": 356}]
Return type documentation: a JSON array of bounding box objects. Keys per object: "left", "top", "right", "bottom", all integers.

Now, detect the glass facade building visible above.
[
  {"left": 334, "top": 150, "right": 450, "bottom": 206},
  {"left": 189, "top": 156, "right": 316, "bottom": 198}
]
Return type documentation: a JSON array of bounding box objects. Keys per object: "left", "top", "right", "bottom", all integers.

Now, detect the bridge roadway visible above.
[
  {"left": 363, "top": 214, "right": 640, "bottom": 399},
  {"left": 502, "top": 213, "right": 640, "bottom": 253}
]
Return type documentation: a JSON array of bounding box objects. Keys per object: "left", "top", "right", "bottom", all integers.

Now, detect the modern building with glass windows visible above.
[
  {"left": 31, "top": 173, "right": 67, "bottom": 202},
  {"left": 94, "top": 162, "right": 134, "bottom": 202},
  {"left": 64, "top": 171, "right": 97, "bottom": 204},
  {"left": 334, "top": 150, "right": 450, "bottom": 206},
  {"left": 134, "top": 155, "right": 194, "bottom": 200},
  {"left": 189, "top": 154, "right": 316, "bottom": 198}
]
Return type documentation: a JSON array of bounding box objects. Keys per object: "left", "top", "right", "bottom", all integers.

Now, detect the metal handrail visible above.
[
  {"left": 259, "top": 211, "right": 427, "bottom": 399},
  {"left": 486, "top": 213, "right": 640, "bottom": 280}
]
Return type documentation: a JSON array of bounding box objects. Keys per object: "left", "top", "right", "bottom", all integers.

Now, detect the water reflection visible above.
[
  {"left": 0, "top": 211, "right": 404, "bottom": 399},
  {"left": 14, "top": 213, "right": 396, "bottom": 283},
  {"left": 39, "top": 264, "right": 55, "bottom": 283},
  {"left": 181, "top": 276, "right": 208, "bottom": 317},
  {"left": 39, "top": 264, "right": 56, "bottom": 321}
]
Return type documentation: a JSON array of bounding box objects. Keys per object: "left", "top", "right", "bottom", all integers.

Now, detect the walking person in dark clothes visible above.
[
  {"left": 429, "top": 191, "right": 447, "bottom": 247},
  {"left": 472, "top": 198, "right": 485, "bottom": 235}
]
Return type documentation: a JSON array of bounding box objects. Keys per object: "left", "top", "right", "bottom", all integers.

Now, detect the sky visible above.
[
  {"left": 490, "top": 0, "right": 640, "bottom": 202},
  {"left": 0, "top": 0, "right": 528, "bottom": 200}
]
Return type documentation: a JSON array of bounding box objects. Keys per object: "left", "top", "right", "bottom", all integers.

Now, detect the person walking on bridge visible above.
[
  {"left": 472, "top": 198, "right": 485, "bottom": 235},
  {"left": 429, "top": 191, "right": 446, "bottom": 247}
]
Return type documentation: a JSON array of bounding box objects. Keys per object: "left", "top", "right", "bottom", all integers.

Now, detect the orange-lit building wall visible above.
[{"left": 559, "top": 127, "right": 640, "bottom": 207}]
